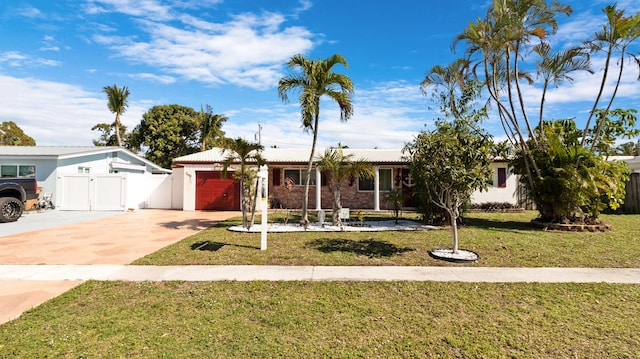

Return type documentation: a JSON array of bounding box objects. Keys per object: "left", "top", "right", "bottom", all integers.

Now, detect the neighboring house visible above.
[
  {"left": 0, "top": 146, "right": 171, "bottom": 211},
  {"left": 172, "top": 148, "right": 518, "bottom": 211},
  {"left": 613, "top": 156, "right": 640, "bottom": 173},
  {"left": 612, "top": 156, "right": 640, "bottom": 214}
]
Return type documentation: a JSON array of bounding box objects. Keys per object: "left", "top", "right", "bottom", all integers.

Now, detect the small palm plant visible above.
[
  {"left": 384, "top": 188, "right": 404, "bottom": 224},
  {"left": 315, "top": 146, "right": 374, "bottom": 227},
  {"left": 221, "top": 137, "right": 264, "bottom": 229}
]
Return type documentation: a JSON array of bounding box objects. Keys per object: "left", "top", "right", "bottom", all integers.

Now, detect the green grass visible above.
[
  {"left": 133, "top": 211, "right": 640, "bottom": 267},
  {"left": 1, "top": 281, "right": 638, "bottom": 358},
  {"left": 2, "top": 211, "right": 638, "bottom": 357}
]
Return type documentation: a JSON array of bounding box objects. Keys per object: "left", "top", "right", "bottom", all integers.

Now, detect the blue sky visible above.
[{"left": 0, "top": 0, "right": 638, "bottom": 149}]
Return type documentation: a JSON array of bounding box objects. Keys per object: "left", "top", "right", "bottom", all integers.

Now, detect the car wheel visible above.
[{"left": 0, "top": 197, "right": 24, "bottom": 223}]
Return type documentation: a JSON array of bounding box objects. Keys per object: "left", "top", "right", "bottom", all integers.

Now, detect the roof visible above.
[
  {"left": 173, "top": 148, "right": 407, "bottom": 166},
  {"left": 0, "top": 146, "right": 170, "bottom": 173}
]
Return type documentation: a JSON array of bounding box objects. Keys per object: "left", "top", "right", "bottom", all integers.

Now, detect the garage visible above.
[{"left": 195, "top": 171, "right": 240, "bottom": 210}]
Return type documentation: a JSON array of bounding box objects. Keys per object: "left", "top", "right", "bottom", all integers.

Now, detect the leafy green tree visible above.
[
  {"left": 220, "top": 137, "right": 264, "bottom": 229},
  {"left": 91, "top": 123, "right": 128, "bottom": 146},
  {"left": 512, "top": 120, "right": 631, "bottom": 221},
  {"left": 278, "top": 53, "right": 354, "bottom": 227},
  {"left": 197, "top": 105, "right": 227, "bottom": 152},
  {"left": 314, "top": 146, "right": 374, "bottom": 226},
  {"left": 404, "top": 119, "right": 494, "bottom": 254},
  {"left": 128, "top": 105, "right": 200, "bottom": 168},
  {"left": 0, "top": 121, "right": 36, "bottom": 146},
  {"left": 416, "top": 61, "right": 495, "bottom": 253},
  {"left": 102, "top": 84, "right": 130, "bottom": 147}
]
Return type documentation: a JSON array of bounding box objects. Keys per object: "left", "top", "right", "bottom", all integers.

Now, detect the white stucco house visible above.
[
  {"left": 171, "top": 148, "right": 519, "bottom": 211},
  {"left": 0, "top": 146, "right": 171, "bottom": 211}
]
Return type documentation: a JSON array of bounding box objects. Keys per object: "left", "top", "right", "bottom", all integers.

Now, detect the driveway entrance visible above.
[{"left": 0, "top": 209, "right": 240, "bottom": 323}]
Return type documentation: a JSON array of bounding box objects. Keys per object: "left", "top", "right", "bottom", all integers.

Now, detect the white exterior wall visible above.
[
  {"left": 146, "top": 175, "right": 173, "bottom": 209},
  {"left": 471, "top": 163, "right": 518, "bottom": 205},
  {"left": 171, "top": 167, "right": 185, "bottom": 210},
  {"left": 3, "top": 158, "right": 59, "bottom": 196}
]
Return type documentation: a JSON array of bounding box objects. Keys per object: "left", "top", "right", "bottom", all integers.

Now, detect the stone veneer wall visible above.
[{"left": 269, "top": 172, "right": 393, "bottom": 210}]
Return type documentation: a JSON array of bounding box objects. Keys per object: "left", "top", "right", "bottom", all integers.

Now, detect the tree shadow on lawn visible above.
[
  {"left": 160, "top": 219, "right": 222, "bottom": 231},
  {"left": 306, "top": 238, "right": 415, "bottom": 258},
  {"left": 461, "top": 217, "right": 537, "bottom": 232},
  {"left": 191, "top": 241, "right": 259, "bottom": 251}
]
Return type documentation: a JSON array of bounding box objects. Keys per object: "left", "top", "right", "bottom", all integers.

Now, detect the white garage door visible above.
[{"left": 59, "top": 174, "right": 126, "bottom": 211}]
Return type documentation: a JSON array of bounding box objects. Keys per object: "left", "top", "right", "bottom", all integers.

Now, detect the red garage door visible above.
[{"left": 195, "top": 171, "right": 240, "bottom": 210}]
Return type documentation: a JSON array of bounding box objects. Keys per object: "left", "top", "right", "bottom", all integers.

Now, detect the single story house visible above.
[
  {"left": 171, "top": 148, "right": 518, "bottom": 211},
  {"left": 0, "top": 146, "right": 171, "bottom": 211}
]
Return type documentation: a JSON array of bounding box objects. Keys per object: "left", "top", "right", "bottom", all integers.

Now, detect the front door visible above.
[{"left": 401, "top": 169, "right": 417, "bottom": 208}]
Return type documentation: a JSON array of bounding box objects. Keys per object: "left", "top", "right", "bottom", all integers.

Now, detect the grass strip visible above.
[
  {"left": 133, "top": 211, "right": 640, "bottom": 267},
  {"left": 1, "top": 281, "right": 638, "bottom": 358}
]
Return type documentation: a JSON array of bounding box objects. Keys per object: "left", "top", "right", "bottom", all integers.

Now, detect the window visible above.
[
  {"left": 359, "top": 169, "right": 392, "bottom": 192},
  {"left": 78, "top": 166, "right": 91, "bottom": 174},
  {"left": 497, "top": 167, "right": 507, "bottom": 188},
  {"left": 1, "top": 165, "right": 35, "bottom": 178},
  {"left": 284, "top": 169, "right": 317, "bottom": 186},
  {"left": 272, "top": 168, "right": 281, "bottom": 186}
]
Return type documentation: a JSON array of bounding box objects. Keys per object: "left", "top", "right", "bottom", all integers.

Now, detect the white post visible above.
[
  {"left": 374, "top": 166, "right": 380, "bottom": 211},
  {"left": 315, "top": 167, "right": 322, "bottom": 210},
  {"left": 258, "top": 165, "right": 269, "bottom": 250}
]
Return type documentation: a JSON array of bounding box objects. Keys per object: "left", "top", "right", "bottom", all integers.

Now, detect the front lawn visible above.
[
  {"left": 133, "top": 211, "right": 640, "bottom": 267},
  {"left": 1, "top": 281, "right": 638, "bottom": 358}
]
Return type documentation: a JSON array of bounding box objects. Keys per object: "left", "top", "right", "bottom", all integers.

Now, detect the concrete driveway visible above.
[{"left": 0, "top": 209, "right": 240, "bottom": 324}]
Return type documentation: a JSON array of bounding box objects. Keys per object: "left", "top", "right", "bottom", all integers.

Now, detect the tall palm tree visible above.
[
  {"left": 221, "top": 137, "right": 264, "bottom": 229},
  {"left": 421, "top": 58, "right": 472, "bottom": 120},
  {"left": 533, "top": 42, "right": 592, "bottom": 138},
  {"left": 315, "top": 146, "right": 374, "bottom": 227},
  {"left": 198, "top": 105, "right": 227, "bottom": 152},
  {"left": 454, "top": 0, "right": 571, "bottom": 197},
  {"left": 581, "top": 4, "right": 640, "bottom": 148},
  {"left": 616, "top": 140, "right": 640, "bottom": 156},
  {"left": 102, "top": 84, "right": 130, "bottom": 147},
  {"left": 278, "top": 53, "right": 354, "bottom": 227}
]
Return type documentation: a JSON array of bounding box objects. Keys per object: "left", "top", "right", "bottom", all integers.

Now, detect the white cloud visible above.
[
  {"left": 88, "top": 0, "right": 174, "bottom": 21},
  {"left": 89, "top": 5, "right": 315, "bottom": 89},
  {"left": 0, "top": 75, "right": 147, "bottom": 146},
  {"left": 16, "top": 6, "right": 43, "bottom": 18},
  {"left": 0, "top": 51, "right": 60, "bottom": 67},
  {"left": 128, "top": 72, "right": 176, "bottom": 84},
  {"left": 222, "top": 81, "right": 430, "bottom": 150},
  {"left": 40, "top": 35, "right": 60, "bottom": 52}
]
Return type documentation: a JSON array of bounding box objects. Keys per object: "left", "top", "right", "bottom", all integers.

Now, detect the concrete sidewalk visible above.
[{"left": 2, "top": 265, "right": 640, "bottom": 283}]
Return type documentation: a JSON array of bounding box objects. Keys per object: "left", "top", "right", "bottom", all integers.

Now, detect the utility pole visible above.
[{"left": 255, "top": 123, "right": 262, "bottom": 146}]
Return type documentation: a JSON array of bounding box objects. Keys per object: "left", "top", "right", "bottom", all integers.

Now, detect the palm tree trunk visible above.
[
  {"left": 581, "top": 47, "right": 613, "bottom": 146},
  {"left": 591, "top": 49, "right": 626, "bottom": 151},
  {"left": 332, "top": 184, "right": 342, "bottom": 226},
  {"left": 249, "top": 176, "right": 260, "bottom": 227},
  {"left": 539, "top": 81, "right": 549, "bottom": 140},
  {"left": 115, "top": 114, "right": 122, "bottom": 147},
  {"left": 240, "top": 163, "right": 248, "bottom": 229},
  {"left": 513, "top": 44, "right": 537, "bottom": 145},
  {"left": 302, "top": 111, "right": 320, "bottom": 228}
]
